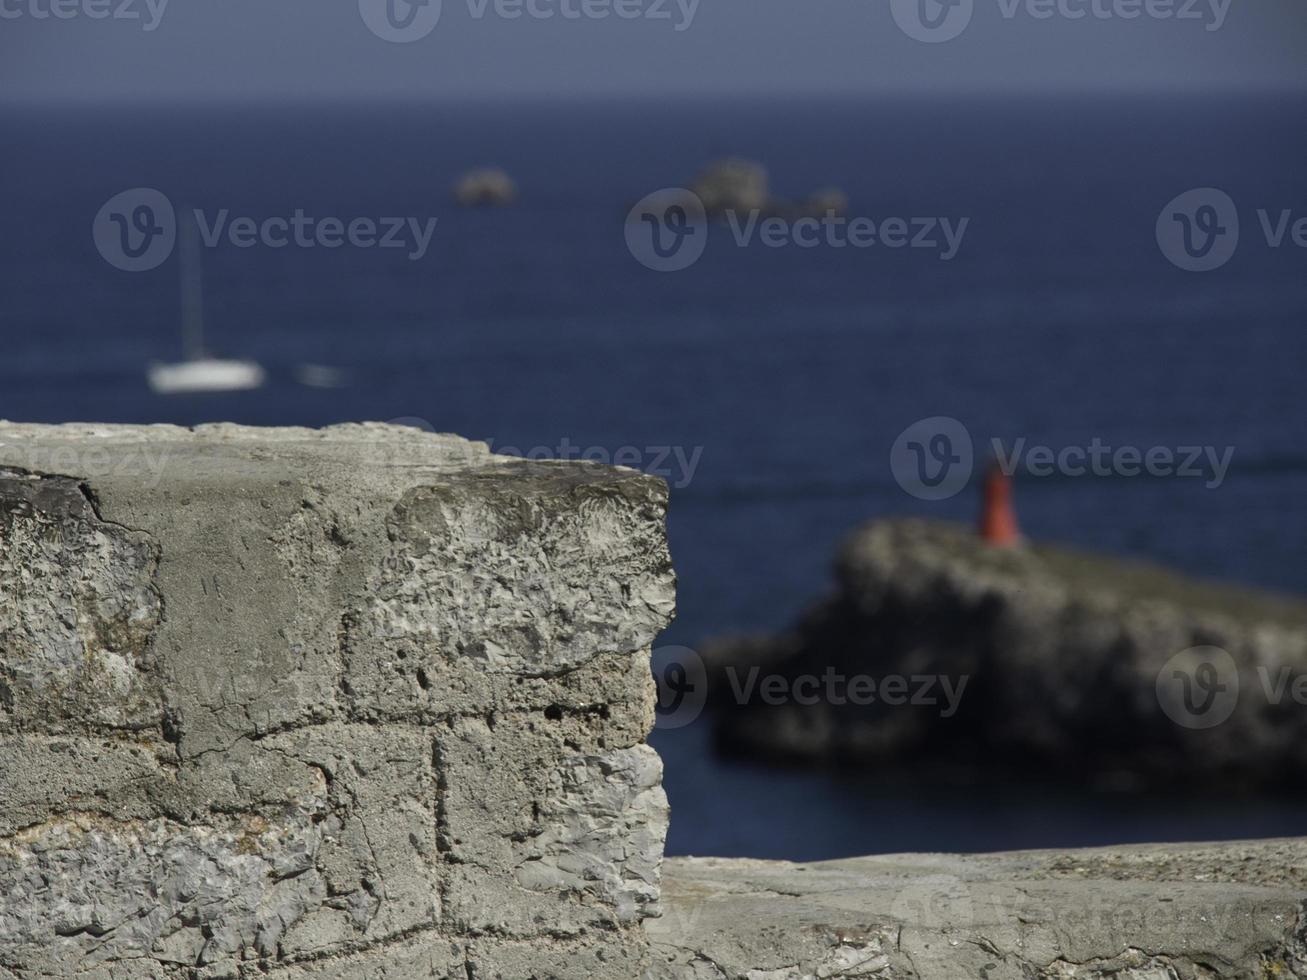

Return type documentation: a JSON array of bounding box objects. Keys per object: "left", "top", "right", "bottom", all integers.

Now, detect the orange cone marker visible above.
[{"left": 979, "top": 463, "right": 1021, "bottom": 548}]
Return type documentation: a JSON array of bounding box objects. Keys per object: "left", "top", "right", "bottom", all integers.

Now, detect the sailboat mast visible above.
[{"left": 179, "top": 211, "right": 205, "bottom": 361}]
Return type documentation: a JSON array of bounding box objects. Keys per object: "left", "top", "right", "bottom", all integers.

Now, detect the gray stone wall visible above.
[{"left": 0, "top": 423, "right": 674, "bottom": 979}]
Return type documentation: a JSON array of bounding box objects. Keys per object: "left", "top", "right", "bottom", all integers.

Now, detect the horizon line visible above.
[{"left": 3, "top": 85, "right": 1306, "bottom": 109}]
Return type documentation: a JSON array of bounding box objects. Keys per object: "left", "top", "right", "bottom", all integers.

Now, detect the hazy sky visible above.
[{"left": 2, "top": 0, "right": 1304, "bottom": 101}]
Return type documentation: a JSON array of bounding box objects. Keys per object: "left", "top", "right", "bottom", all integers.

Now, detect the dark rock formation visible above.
[{"left": 705, "top": 519, "right": 1307, "bottom": 788}]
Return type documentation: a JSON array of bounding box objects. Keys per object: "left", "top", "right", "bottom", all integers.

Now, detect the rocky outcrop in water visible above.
[
  {"left": 690, "top": 159, "right": 848, "bottom": 219},
  {"left": 705, "top": 519, "right": 1307, "bottom": 788}
]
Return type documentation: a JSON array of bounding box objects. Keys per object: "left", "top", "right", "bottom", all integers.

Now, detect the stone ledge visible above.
[{"left": 647, "top": 839, "right": 1307, "bottom": 979}]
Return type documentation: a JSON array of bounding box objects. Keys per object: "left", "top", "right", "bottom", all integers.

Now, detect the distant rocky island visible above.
[
  {"left": 688, "top": 158, "right": 848, "bottom": 219},
  {"left": 453, "top": 167, "right": 517, "bottom": 207},
  {"left": 452, "top": 158, "right": 848, "bottom": 218},
  {"left": 703, "top": 518, "right": 1307, "bottom": 790}
]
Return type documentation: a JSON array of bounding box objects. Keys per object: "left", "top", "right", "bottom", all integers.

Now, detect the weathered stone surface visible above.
[
  {"left": 707, "top": 519, "right": 1307, "bottom": 785},
  {"left": 438, "top": 719, "right": 667, "bottom": 936},
  {"left": 0, "top": 471, "right": 162, "bottom": 733},
  {"left": 513, "top": 745, "right": 667, "bottom": 923},
  {"left": 343, "top": 475, "right": 674, "bottom": 710},
  {"left": 649, "top": 839, "right": 1307, "bottom": 979},
  {"left": 0, "top": 734, "right": 176, "bottom": 836},
  {"left": 257, "top": 935, "right": 659, "bottom": 979},
  {"left": 0, "top": 422, "right": 674, "bottom": 979},
  {"left": 0, "top": 805, "right": 328, "bottom": 975}
]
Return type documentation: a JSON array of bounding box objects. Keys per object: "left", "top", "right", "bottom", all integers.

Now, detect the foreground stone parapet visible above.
[
  {"left": 8, "top": 426, "right": 1306, "bottom": 979},
  {"left": 0, "top": 423, "right": 675, "bottom": 979},
  {"left": 649, "top": 838, "right": 1307, "bottom": 979}
]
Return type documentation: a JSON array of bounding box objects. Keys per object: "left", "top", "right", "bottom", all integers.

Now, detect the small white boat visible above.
[
  {"left": 148, "top": 359, "right": 266, "bottom": 394},
  {"left": 148, "top": 211, "right": 265, "bottom": 395}
]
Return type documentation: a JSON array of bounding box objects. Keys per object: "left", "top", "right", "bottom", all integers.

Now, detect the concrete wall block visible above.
[
  {"left": 0, "top": 805, "right": 328, "bottom": 976},
  {"left": 437, "top": 717, "right": 668, "bottom": 935},
  {"left": 0, "top": 423, "right": 675, "bottom": 979},
  {"left": 341, "top": 473, "right": 675, "bottom": 722}
]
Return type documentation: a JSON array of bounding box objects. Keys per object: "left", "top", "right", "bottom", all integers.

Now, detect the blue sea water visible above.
[{"left": 2, "top": 96, "right": 1306, "bottom": 859}]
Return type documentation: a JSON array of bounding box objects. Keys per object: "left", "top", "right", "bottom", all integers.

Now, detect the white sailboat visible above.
[{"left": 148, "top": 212, "right": 265, "bottom": 395}]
